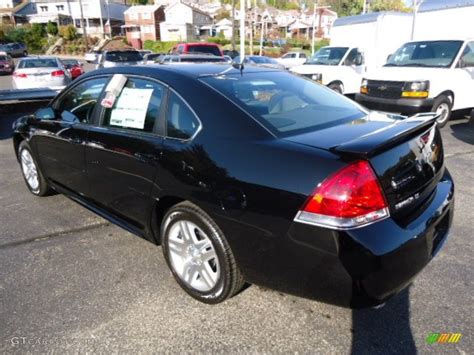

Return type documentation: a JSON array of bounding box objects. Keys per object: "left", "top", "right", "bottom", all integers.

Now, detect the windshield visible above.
[
  {"left": 307, "top": 47, "right": 349, "bottom": 65},
  {"left": 201, "top": 71, "right": 365, "bottom": 137},
  {"left": 187, "top": 45, "right": 221, "bottom": 56},
  {"left": 18, "top": 59, "right": 58, "bottom": 69},
  {"left": 385, "top": 40, "right": 463, "bottom": 68},
  {"left": 105, "top": 51, "right": 143, "bottom": 62}
]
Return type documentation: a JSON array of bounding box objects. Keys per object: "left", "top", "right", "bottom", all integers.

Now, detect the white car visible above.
[
  {"left": 356, "top": 39, "right": 474, "bottom": 127},
  {"left": 84, "top": 50, "right": 102, "bottom": 63},
  {"left": 276, "top": 52, "right": 307, "bottom": 69},
  {"left": 13, "top": 57, "right": 71, "bottom": 90}
]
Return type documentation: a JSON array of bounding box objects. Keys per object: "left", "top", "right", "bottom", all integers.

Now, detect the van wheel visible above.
[
  {"left": 161, "top": 201, "right": 245, "bottom": 304},
  {"left": 18, "top": 141, "right": 50, "bottom": 196},
  {"left": 328, "top": 82, "right": 343, "bottom": 94},
  {"left": 432, "top": 95, "right": 452, "bottom": 128}
]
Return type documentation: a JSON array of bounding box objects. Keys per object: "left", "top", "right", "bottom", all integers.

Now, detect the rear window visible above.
[
  {"left": 201, "top": 71, "right": 365, "bottom": 137},
  {"left": 105, "top": 51, "right": 142, "bottom": 62},
  {"left": 0, "top": 55, "right": 8, "bottom": 61},
  {"left": 18, "top": 59, "right": 58, "bottom": 69},
  {"left": 187, "top": 45, "right": 221, "bottom": 56},
  {"left": 181, "top": 56, "right": 225, "bottom": 63}
]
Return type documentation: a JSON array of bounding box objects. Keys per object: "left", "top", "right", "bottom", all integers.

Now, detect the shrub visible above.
[
  {"left": 143, "top": 40, "right": 178, "bottom": 53},
  {"left": 46, "top": 21, "right": 58, "bottom": 36},
  {"left": 59, "top": 25, "right": 77, "bottom": 41}
]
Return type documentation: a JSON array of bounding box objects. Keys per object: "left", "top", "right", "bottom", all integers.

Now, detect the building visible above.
[
  {"left": 123, "top": 5, "right": 165, "bottom": 47},
  {"left": 159, "top": 0, "right": 212, "bottom": 42},
  {"left": 25, "top": 0, "right": 130, "bottom": 38},
  {"left": 0, "top": 0, "right": 28, "bottom": 25}
]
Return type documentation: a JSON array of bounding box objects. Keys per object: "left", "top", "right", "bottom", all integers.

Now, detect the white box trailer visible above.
[
  {"left": 292, "top": 12, "right": 413, "bottom": 95},
  {"left": 414, "top": 0, "right": 474, "bottom": 41}
]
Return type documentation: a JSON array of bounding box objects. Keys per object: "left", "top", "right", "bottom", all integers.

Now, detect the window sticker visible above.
[{"left": 110, "top": 87, "right": 153, "bottom": 129}]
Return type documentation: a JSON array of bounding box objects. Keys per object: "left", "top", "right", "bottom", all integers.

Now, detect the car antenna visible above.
[{"left": 232, "top": 55, "right": 245, "bottom": 74}]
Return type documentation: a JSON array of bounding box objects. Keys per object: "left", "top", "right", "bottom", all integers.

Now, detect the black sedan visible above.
[{"left": 12, "top": 64, "right": 454, "bottom": 308}]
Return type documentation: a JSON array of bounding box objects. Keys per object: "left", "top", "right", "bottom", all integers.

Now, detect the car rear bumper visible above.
[
  {"left": 356, "top": 94, "right": 435, "bottom": 115},
  {"left": 229, "top": 169, "right": 454, "bottom": 308}
]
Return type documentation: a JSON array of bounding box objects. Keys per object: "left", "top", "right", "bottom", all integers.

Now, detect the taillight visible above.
[
  {"left": 13, "top": 72, "right": 27, "bottom": 78},
  {"left": 295, "top": 160, "right": 389, "bottom": 229},
  {"left": 51, "top": 70, "right": 65, "bottom": 77}
]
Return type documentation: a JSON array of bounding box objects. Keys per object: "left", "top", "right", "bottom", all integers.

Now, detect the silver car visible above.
[
  {"left": 13, "top": 57, "right": 71, "bottom": 90},
  {"left": 96, "top": 50, "right": 143, "bottom": 69},
  {"left": 233, "top": 55, "right": 285, "bottom": 70}
]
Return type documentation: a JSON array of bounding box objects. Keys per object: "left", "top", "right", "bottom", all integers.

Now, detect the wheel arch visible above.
[
  {"left": 150, "top": 195, "right": 186, "bottom": 244},
  {"left": 437, "top": 90, "right": 455, "bottom": 105},
  {"left": 327, "top": 80, "right": 344, "bottom": 93}
]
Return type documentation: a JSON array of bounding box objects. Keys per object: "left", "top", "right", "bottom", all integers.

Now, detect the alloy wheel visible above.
[
  {"left": 20, "top": 149, "right": 39, "bottom": 192},
  {"left": 167, "top": 219, "right": 220, "bottom": 292}
]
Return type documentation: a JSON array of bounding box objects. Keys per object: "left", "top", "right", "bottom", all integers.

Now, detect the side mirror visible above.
[
  {"left": 386, "top": 54, "right": 393, "bottom": 62},
  {"left": 354, "top": 53, "right": 364, "bottom": 66},
  {"left": 34, "top": 107, "right": 55, "bottom": 121}
]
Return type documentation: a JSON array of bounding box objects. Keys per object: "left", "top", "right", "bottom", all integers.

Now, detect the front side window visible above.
[
  {"left": 103, "top": 78, "right": 164, "bottom": 133},
  {"left": 201, "top": 71, "right": 365, "bottom": 137},
  {"left": 459, "top": 42, "right": 474, "bottom": 68},
  {"left": 166, "top": 92, "right": 200, "bottom": 140},
  {"left": 385, "top": 40, "right": 463, "bottom": 68},
  {"left": 55, "top": 77, "right": 108, "bottom": 123}
]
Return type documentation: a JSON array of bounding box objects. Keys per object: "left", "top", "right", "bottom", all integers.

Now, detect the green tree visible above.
[
  {"left": 320, "top": 0, "right": 363, "bottom": 17},
  {"left": 46, "top": 21, "right": 58, "bottom": 36},
  {"left": 59, "top": 25, "right": 77, "bottom": 41},
  {"left": 370, "top": 0, "right": 410, "bottom": 12}
]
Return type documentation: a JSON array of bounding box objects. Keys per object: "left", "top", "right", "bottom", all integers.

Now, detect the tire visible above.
[
  {"left": 431, "top": 95, "right": 452, "bottom": 128},
  {"left": 161, "top": 201, "right": 245, "bottom": 304},
  {"left": 18, "top": 141, "right": 50, "bottom": 196},
  {"left": 328, "top": 82, "right": 343, "bottom": 94}
]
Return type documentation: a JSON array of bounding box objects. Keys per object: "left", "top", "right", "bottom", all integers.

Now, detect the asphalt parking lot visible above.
[{"left": 0, "top": 102, "right": 473, "bottom": 353}]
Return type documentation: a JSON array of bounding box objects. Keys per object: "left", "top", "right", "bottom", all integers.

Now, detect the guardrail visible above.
[{"left": 0, "top": 87, "right": 64, "bottom": 103}]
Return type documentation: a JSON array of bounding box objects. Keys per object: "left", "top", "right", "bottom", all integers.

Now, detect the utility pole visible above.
[
  {"left": 239, "top": 0, "right": 245, "bottom": 59},
  {"left": 411, "top": 0, "right": 423, "bottom": 40},
  {"left": 79, "top": 0, "right": 89, "bottom": 51},
  {"left": 231, "top": 0, "right": 236, "bottom": 51},
  {"left": 311, "top": 2, "right": 317, "bottom": 55},
  {"left": 259, "top": 19, "right": 264, "bottom": 56}
]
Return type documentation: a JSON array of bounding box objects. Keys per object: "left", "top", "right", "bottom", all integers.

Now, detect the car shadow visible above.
[
  {"left": 351, "top": 288, "right": 416, "bottom": 354},
  {"left": 448, "top": 117, "right": 474, "bottom": 145}
]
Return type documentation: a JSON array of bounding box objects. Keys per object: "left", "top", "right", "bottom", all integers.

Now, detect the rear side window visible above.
[
  {"left": 201, "top": 72, "right": 365, "bottom": 137},
  {"left": 166, "top": 92, "right": 200, "bottom": 140},
  {"left": 103, "top": 78, "right": 164, "bottom": 133},
  {"left": 187, "top": 45, "right": 221, "bottom": 56},
  {"left": 55, "top": 77, "right": 108, "bottom": 123}
]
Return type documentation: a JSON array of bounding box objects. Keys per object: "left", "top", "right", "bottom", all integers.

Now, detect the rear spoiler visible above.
[{"left": 331, "top": 113, "right": 439, "bottom": 158}]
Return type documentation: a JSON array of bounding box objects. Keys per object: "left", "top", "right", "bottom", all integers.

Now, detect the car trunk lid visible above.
[{"left": 285, "top": 112, "right": 444, "bottom": 217}]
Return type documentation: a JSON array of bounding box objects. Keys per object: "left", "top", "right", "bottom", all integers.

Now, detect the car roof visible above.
[
  {"left": 19, "top": 56, "right": 58, "bottom": 60},
  {"left": 181, "top": 42, "right": 220, "bottom": 46},
  {"left": 88, "top": 63, "right": 279, "bottom": 80}
]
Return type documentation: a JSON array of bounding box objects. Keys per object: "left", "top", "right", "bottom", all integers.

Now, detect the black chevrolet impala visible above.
[{"left": 12, "top": 64, "right": 454, "bottom": 307}]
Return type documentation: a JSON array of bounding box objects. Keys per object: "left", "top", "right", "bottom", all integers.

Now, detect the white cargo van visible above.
[
  {"left": 356, "top": 39, "right": 474, "bottom": 127},
  {"left": 291, "top": 12, "right": 412, "bottom": 95}
]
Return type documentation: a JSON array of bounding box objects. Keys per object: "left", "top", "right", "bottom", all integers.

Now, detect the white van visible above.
[
  {"left": 291, "top": 12, "right": 413, "bottom": 96},
  {"left": 356, "top": 39, "right": 474, "bottom": 127}
]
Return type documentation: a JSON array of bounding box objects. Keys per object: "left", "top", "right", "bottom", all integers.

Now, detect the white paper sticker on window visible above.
[{"left": 110, "top": 87, "right": 153, "bottom": 129}]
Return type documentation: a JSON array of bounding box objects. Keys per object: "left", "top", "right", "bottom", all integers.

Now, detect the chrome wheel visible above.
[
  {"left": 20, "top": 149, "right": 39, "bottom": 192},
  {"left": 435, "top": 102, "right": 450, "bottom": 124},
  {"left": 168, "top": 219, "right": 220, "bottom": 292}
]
